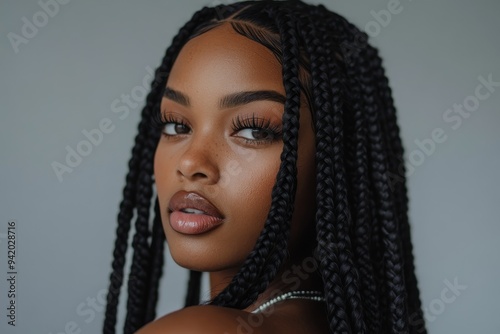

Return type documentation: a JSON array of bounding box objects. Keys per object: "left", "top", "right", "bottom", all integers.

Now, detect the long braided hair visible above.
[{"left": 103, "top": 1, "right": 426, "bottom": 333}]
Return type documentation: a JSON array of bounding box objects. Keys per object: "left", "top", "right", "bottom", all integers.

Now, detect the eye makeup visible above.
[{"left": 152, "top": 110, "right": 282, "bottom": 146}]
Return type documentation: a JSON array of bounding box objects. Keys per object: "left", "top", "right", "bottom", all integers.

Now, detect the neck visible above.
[
  {"left": 208, "top": 269, "right": 237, "bottom": 300},
  {"left": 208, "top": 254, "right": 323, "bottom": 310}
]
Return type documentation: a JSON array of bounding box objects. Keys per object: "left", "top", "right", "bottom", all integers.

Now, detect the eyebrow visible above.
[
  {"left": 220, "top": 90, "right": 286, "bottom": 109},
  {"left": 163, "top": 87, "right": 190, "bottom": 106},
  {"left": 163, "top": 87, "right": 286, "bottom": 109}
]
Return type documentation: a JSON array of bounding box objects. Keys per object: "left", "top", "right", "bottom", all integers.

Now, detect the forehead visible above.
[{"left": 167, "top": 22, "right": 284, "bottom": 97}]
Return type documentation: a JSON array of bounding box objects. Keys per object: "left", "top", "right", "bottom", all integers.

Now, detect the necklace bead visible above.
[{"left": 251, "top": 290, "right": 325, "bottom": 314}]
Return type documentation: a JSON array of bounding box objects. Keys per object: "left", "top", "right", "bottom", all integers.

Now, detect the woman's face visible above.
[{"left": 154, "top": 23, "right": 316, "bottom": 273}]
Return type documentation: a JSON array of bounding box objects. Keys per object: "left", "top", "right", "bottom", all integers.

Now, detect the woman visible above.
[{"left": 103, "top": 1, "right": 427, "bottom": 333}]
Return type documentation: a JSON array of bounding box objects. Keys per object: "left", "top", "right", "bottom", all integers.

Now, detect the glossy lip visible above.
[{"left": 168, "top": 190, "right": 224, "bottom": 235}]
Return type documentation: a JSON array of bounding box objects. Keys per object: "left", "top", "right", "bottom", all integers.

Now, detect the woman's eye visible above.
[
  {"left": 231, "top": 115, "right": 282, "bottom": 144},
  {"left": 163, "top": 122, "right": 190, "bottom": 135},
  {"left": 235, "top": 128, "right": 274, "bottom": 141}
]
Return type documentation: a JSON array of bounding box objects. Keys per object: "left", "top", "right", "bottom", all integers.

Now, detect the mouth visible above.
[{"left": 168, "top": 191, "right": 224, "bottom": 235}]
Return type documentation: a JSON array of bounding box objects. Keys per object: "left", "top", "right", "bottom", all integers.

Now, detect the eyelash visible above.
[
  {"left": 151, "top": 111, "right": 282, "bottom": 145},
  {"left": 231, "top": 114, "right": 282, "bottom": 144}
]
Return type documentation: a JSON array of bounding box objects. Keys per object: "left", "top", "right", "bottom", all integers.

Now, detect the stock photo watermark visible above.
[
  {"left": 47, "top": 288, "right": 107, "bottom": 334},
  {"left": 7, "top": 0, "right": 72, "bottom": 54},
  {"left": 223, "top": 256, "right": 319, "bottom": 334},
  {"left": 51, "top": 66, "right": 164, "bottom": 182},
  {"left": 47, "top": 272, "right": 135, "bottom": 334},
  {"left": 4, "top": 220, "right": 18, "bottom": 326},
  {"left": 410, "top": 277, "right": 467, "bottom": 333},
  {"left": 389, "top": 73, "right": 499, "bottom": 190},
  {"left": 341, "top": 0, "right": 415, "bottom": 63}
]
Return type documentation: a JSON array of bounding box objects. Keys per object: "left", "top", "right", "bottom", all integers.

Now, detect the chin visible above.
[{"left": 166, "top": 235, "right": 246, "bottom": 273}]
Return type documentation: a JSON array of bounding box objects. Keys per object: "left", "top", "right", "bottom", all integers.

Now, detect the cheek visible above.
[
  {"left": 216, "top": 147, "right": 283, "bottom": 269},
  {"left": 154, "top": 145, "right": 170, "bottom": 197},
  {"left": 221, "top": 147, "right": 282, "bottom": 240},
  {"left": 154, "top": 144, "right": 178, "bottom": 218},
  {"left": 153, "top": 140, "right": 284, "bottom": 271}
]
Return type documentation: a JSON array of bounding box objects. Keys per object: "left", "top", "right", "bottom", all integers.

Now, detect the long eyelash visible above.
[
  {"left": 231, "top": 114, "right": 282, "bottom": 136},
  {"left": 150, "top": 110, "right": 187, "bottom": 130}
]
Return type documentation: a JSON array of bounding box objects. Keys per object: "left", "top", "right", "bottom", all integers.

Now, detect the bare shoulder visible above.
[{"left": 135, "top": 305, "right": 276, "bottom": 334}]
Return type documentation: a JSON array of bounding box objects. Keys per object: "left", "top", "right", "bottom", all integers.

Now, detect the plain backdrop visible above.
[{"left": 1, "top": 0, "right": 499, "bottom": 333}]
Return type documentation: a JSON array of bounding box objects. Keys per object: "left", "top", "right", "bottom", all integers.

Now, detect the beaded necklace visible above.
[{"left": 251, "top": 290, "right": 325, "bottom": 314}]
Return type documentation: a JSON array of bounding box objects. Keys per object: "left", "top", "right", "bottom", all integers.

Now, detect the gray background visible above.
[{"left": 1, "top": 0, "right": 499, "bottom": 333}]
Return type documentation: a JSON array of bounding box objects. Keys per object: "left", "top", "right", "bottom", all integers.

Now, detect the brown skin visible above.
[{"left": 138, "top": 23, "right": 328, "bottom": 334}]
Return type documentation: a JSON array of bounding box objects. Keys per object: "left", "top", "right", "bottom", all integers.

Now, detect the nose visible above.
[{"left": 176, "top": 137, "right": 220, "bottom": 185}]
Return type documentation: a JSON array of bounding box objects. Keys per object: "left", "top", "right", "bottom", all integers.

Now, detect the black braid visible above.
[
  {"left": 184, "top": 271, "right": 202, "bottom": 307},
  {"left": 308, "top": 40, "right": 352, "bottom": 332},
  {"left": 322, "top": 18, "right": 368, "bottom": 334},
  {"left": 103, "top": 6, "right": 218, "bottom": 334},
  {"left": 144, "top": 197, "right": 165, "bottom": 323},
  {"left": 124, "top": 6, "right": 220, "bottom": 333},
  {"left": 103, "top": 120, "right": 144, "bottom": 334},
  {"left": 123, "top": 121, "right": 157, "bottom": 333},
  {"left": 322, "top": 11, "right": 384, "bottom": 331},
  {"left": 298, "top": 14, "right": 349, "bottom": 332},
  {"left": 360, "top": 46, "right": 409, "bottom": 332},
  {"left": 370, "top": 49, "right": 426, "bottom": 334},
  {"left": 348, "top": 62, "right": 383, "bottom": 333},
  {"left": 210, "top": 5, "right": 301, "bottom": 309},
  {"left": 104, "top": 2, "right": 426, "bottom": 334}
]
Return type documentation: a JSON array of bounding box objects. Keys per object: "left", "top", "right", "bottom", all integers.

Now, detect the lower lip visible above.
[{"left": 169, "top": 211, "right": 223, "bottom": 235}]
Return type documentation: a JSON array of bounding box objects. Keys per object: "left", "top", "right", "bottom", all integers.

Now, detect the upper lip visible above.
[{"left": 168, "top": 190, "right": 224, "bottom": 219}]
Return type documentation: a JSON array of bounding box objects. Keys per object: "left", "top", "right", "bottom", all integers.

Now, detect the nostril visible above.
[
  {"left": 177, "top": 163, "right": 217, "bottom": 183},
  {"left": 176, "top": 144, "right": 221, "bottom": 184},
  {"left": 186, "top": 171, "right": 209, "bottom": 180}
]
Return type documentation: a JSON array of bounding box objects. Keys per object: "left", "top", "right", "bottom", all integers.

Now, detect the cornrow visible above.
[{"left": 103, "top": 2, "right": 426, "bottom": 333}]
